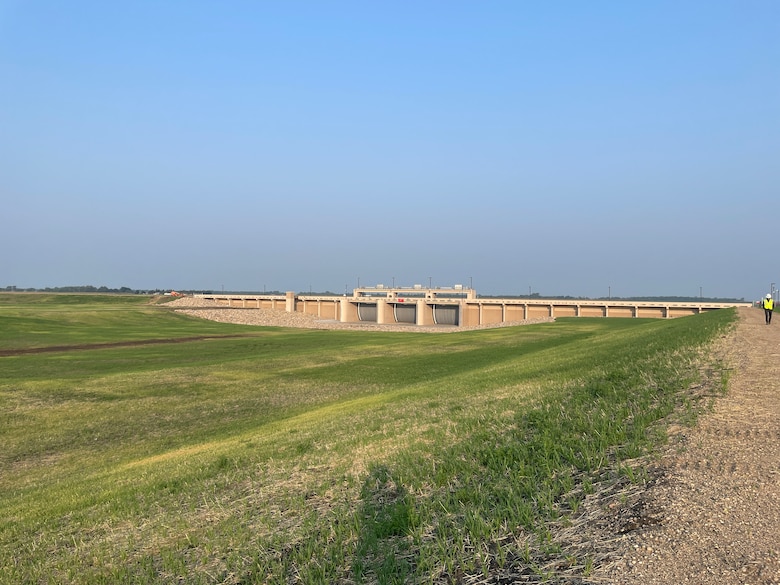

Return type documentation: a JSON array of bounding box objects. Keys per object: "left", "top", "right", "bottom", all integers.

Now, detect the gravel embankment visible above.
[{"left": 164, "top": 296, "right": 554, "bottom": 332}]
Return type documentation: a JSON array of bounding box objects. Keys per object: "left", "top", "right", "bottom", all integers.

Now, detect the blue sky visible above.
[{"left": 1, "top": 1, "right": 778, "bottom": 299}]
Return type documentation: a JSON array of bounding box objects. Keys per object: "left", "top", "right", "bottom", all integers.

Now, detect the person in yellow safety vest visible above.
[{"left": 763, "top": 293, "right": 774, "bottom": 324}]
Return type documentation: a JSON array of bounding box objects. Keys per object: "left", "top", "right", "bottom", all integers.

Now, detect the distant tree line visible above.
[
  {"left": 5, "top": 285, "right": 137, "bottom": 293},
  {"left": 2, "top": 285, "right": 320, "bottom": 296},
  {"left": 3, "top": 285, "right": 213, "bottom": 295}
]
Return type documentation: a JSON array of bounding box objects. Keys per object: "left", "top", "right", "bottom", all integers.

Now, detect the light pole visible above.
[{"left": 428, "top": 276, "right": 432, "bottom": 289}]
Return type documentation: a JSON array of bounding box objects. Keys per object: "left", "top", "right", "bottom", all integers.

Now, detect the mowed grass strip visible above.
[{"left": 0, "top": 294, "right": 734, "bottom": 584}]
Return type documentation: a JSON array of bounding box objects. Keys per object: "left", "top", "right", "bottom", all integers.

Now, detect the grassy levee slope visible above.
[{"left": 0, "top": 294, "right": 733, "bottom": 584}]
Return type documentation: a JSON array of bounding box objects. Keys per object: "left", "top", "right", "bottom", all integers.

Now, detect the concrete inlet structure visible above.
[{"left": 196, "top": 287, "right": 751, "bottom": 328}]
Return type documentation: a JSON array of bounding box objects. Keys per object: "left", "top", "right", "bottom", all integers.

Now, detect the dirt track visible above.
[{"left": 598, "top": 307, "right": 780, "bottom": 584}]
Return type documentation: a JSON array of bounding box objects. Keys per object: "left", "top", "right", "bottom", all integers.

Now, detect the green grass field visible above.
[{"left": 0, "top": 294, "right": 733, "bottom": 584}]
